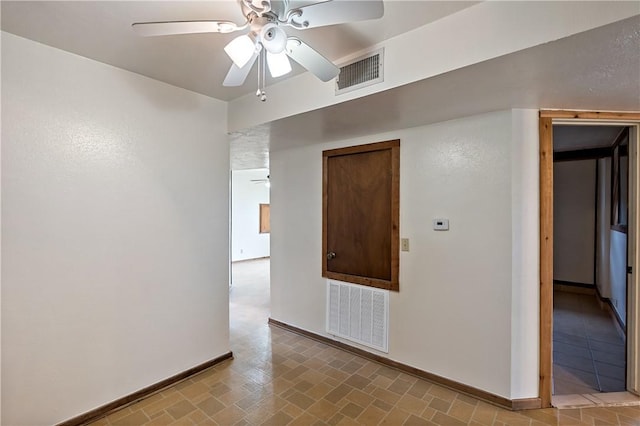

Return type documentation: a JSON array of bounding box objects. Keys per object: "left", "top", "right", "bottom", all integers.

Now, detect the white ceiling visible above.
[
  {"left": 0, "top": 0, "right": 478, "bottom": 102},
  {"left": 553, "top": 126, "right": 626, "bottom": 152}
]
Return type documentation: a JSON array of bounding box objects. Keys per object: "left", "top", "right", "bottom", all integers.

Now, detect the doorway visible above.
[
  {"left": 539, "top": 111, "right": 640, "bottom": 407},
  {"left": 552, "top": 125, "right": 629, "bottom": 396},
  {"left": 230, "top": 169, "right": 271, "bottom": 266},
  {"left": 229, "top": 168, "right": 271, "bottom": 333}
]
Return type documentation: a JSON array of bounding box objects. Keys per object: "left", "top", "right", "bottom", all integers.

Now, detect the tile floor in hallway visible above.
[
  {"left": 91, "top": 259, "right": 640, "bottom": 425},
  {"left": 553, "top": 290, "right": 626, "bottom": 395}
]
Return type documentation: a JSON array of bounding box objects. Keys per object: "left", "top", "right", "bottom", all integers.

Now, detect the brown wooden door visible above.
[{"left": 322, "top": 140, "right": 400, "bottom": 291}]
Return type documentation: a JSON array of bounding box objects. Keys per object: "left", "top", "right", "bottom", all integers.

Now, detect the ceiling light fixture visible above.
[
  {"left": 132, "top": 0, "right": 385, "bottom": 102},
  {"left": 224, "top": 21, "right": 292, "bottom": 101},
  {"left": 266, "top": 52, "right": 292, "bottom": 78},
  {"left": 224, "top": 35, "right": 256, "bottom": 68},
  {"left": 260, "top": 24, "right": 287, "bottom": 54}
]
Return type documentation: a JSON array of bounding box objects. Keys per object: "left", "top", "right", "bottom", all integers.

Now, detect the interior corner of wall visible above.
[{"left": 508, "top": 107, "right": 540, "bottom": 400}]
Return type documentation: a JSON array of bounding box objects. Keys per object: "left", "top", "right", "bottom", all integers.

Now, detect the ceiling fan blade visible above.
[
  {"left": 223, "top": 50, "right": 259, "bottom": 87},
  {"left": 132, "top": 20, "right": 244, "bottom": 37},
  {"left": 286, "top": 0, "right": 383, "bottom": 29},
  {"left": 286, "top": 38, "right": 339, "bottom": 82}
]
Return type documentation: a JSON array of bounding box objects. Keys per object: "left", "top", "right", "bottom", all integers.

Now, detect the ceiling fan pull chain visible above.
[
  {"left": 256, "top": 49, "right": 267, "bottom": 102},
  {"left": 256, "top": 49, "right": 262, "bottom": 98},
  {"left": 260, "top": 50, "right": 267, "bottom": 101}
]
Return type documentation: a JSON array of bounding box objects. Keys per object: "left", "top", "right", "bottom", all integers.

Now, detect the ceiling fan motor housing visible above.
[{"left": 259, "top": 23, "right": 287, "bottom": 53}]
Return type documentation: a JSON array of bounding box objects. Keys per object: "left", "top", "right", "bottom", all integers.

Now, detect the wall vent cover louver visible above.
[
  {"left": 327, "top": 280, "right": 389, "bottom": 353},
  {"left": 335, "top": 48, "right": 384, "bottom": 95}
]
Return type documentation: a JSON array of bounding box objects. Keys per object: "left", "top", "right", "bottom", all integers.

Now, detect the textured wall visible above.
[
  {"left": 270, "top": 110, "right": 540, "bottom": 399},
  {"left": 553, "top": 160, "right": 597, "bottom": 285},
  {"left": 1, "top": 33, "right": 230, "bottom": 425}
]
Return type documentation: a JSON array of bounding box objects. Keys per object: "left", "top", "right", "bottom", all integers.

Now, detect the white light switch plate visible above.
[{"left": 433, "top": 219, "right": 449, "bottom": 231}]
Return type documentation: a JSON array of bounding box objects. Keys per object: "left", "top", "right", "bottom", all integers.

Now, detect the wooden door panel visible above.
[
  {"left": 327, "top": 150, "right": 391, "bottom": 280},
  {"left": 323, "top": 140, "right": 400, "bottom": 291}
]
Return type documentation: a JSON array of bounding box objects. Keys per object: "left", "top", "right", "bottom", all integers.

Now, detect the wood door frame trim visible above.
[
  {"left": 322, "top": 139, "right": 400, "bottom": 291},
  {"left": 540, "top": 110, "right": 640, "bottom": 120},
  {"left": 539, "top": 110, "right": 640, "bottom": 408},
  {"left": 539, "top": 116, "right": 554, "bottom": 408}
]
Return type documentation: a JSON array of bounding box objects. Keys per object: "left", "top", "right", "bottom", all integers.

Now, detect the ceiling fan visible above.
[{"left": 132, "top": 0, "right": 384, "bottom": 101}]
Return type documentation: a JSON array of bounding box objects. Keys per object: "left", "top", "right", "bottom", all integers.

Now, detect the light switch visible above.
[
  {"left": 401, "top": 238, "right": 410, "bottom": 252},
  {"left": 433, "top": 219, "right": 449, "bottom": 231}
]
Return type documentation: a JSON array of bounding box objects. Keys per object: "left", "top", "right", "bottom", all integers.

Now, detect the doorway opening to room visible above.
[
  {"left": 230, "top": 168, "right": 271, "bottom": 338},
  {"left": 539, "top": 111, "right": 640, "bottom": 408},
  {"left": 552, "top": 124, "right": 629, "bottom": 397}
]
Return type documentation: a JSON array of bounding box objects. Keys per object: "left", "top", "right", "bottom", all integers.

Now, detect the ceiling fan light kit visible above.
[
  {"left": 132, "top": 0, "right": 384, "bottom": 102},
  {"left": 224, "top": 34, "right": 256, "bottom": 68},
  {"left": 266, "top": 51, "right": 292, "bottom": 78},
  {"left": 259, "top": 23, "right": 287, "bottom": 54}
]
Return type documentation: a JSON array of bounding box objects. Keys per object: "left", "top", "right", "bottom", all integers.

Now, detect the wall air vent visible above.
[
  {"left": 335, "top": 48, "right": 384, "bottom": 95},
  {"left": 327, "top": 280, "right": 389, "bottom": 353}
]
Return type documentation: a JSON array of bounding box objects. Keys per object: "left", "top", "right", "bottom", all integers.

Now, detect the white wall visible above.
[
  {"left": 231, "top": 169, "right": 270, "bottom": 262},
  {"left": 1, "top": 33, "right": 230, "bottom": 425},
  {"left": 611, "top": 230, "right": 628, "bottom": 324},
  {"left": 596, "top": 157, "right": 629, "bottom": 324},
  {"left": 270, "top": 109, "right": 540, "bottom": 399},
  {"left": 611, "top": 153, "right": 629, "bottom": 323},
  {"left": 597, "top": 157, "right": 613, "bottom": 297},
  {"left": 510, "top": 109, "right": 540, "bottom": 399},
  {"left": 553, "top": 160, "right": 596, "bottom": 285}
]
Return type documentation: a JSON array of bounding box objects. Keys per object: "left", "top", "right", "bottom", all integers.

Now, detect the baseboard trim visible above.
[
  {"left": 557, "top": 283, "right": 626, "bottom": 337},
  {"left": 268, "top": 318, "right": 540, "bottom": 411},
  {"left": 553, "top": 280, "right": 595, "bottom": 288},
  {"left": 594, "top": 284, "right": 627, "bottom": 334},
  {"left": 554, "top": 282, "right": 596, "bottom": 296},
  {"left": 57, "top": 351, "right": 233, "bottom": 426},
  {"left": 512, "top": 397, "right": 544, "bottom": 410}
]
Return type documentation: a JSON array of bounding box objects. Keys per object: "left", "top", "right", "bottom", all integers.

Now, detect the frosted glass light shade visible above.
[
  {"left": 260, "top": 24, "right": 287, "bottom": 54},
  {"left": 224, "top": 35, "right": 255, "bottom": 68},
  {"left": 266, "top": 52, "right": 292, "bottom": 78}
]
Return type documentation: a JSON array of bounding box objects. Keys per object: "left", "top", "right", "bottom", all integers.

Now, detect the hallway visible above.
[
  {"left": 553, "top": 290, "right": 626, "bottom": 395},
  {"left": 90, "top": 259, "right": 640, "bottom": 425}
]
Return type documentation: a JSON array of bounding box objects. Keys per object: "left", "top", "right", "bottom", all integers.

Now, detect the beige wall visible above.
[
  {"left": 553, "top": 160, "right": 597, "bottom": 285},
  {"left": 270, "top": 110, "right": 540, "bottom": 400},
  {"left": 1, "top": 33, "right": 230, "bottom": 425}
]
